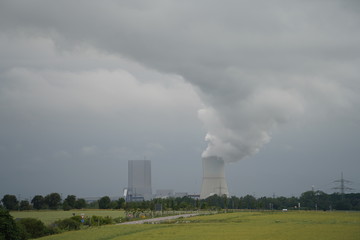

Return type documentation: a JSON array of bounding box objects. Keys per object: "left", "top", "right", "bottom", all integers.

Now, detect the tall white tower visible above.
[
  {"left": 200, "top": 156, "right": 229, "bottom": 199},
  {"left": 127, "top": 160, "right": 152, "bottom": 201}
]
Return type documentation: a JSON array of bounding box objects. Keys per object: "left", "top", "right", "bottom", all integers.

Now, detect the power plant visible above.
[
  {"left": 126, "top": 160, "right": 152, "bottom": 201},
  {"left": 200, "top": 156, "right": 229, "bottom": 199},
  {"left": 125, "top": 157, "right": 229, "bottom": 201}
]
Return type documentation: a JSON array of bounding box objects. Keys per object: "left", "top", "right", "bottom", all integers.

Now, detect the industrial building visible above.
[
  {"left": 174, "top": 192, "right": 188, "bottom": 198},
  {"left": 155, "top": 189, "right": 174, "bottom": 198},
  {"left": 126, "top": 160, "right": 152, "bottom": 201}
]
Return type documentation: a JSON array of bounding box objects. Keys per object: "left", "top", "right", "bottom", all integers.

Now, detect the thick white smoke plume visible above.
[{"left": 198, "top": 87, "right": 304, "bottom": 163}]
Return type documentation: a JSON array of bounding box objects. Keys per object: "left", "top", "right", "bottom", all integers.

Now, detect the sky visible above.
[{"left": 0, "top": 0, "right": 359, "bottom": 200}]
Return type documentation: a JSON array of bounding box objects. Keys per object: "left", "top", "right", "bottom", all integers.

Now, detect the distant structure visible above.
[
  {"left": 200, "top": 156, "right": 229, "bottom": 199},
  {"left": 126, "top": 160, "right": 152, "bottom": 201},
  {"left": 155, "top": 189, "right": 174, "bottom": 198},
  {"left": 188, "top": 194, "right": 201, "bottom": 200},
  {"left": 174, "top": 192, "right": 188, "bottom": 198},
  {"left": 333, "top": 172, "right": 353, "bottom": 197}
]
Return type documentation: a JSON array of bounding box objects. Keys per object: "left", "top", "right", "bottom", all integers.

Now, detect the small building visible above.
[
  {"left": 155, "top": 189, "right": 174, "bottom": 198},
  {"left": 188, "top": 194, "right": 201, "bottom": 200},
  {"left": 174, "top": 192, "right": 188, "bottom": 198}
]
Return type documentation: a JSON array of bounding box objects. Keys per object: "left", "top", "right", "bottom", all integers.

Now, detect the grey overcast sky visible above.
[{"left": 0, "top": 0, "right": 359, "bottom": 199}]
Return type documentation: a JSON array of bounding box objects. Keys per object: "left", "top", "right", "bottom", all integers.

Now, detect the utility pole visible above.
[{"left": 332, "top": 172, "right": 353, "bottom": 199}]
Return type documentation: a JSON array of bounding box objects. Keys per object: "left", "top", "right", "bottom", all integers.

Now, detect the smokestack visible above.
[{"left": 200, "top": 156, "right": 229, "bottom": 199}]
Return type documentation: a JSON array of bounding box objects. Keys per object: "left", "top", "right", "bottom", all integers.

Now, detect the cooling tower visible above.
[{"left": 200, "top": 156, "right": 229, "bottom": 199}]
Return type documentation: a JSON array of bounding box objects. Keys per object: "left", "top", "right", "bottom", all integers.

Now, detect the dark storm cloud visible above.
[
  {"left": 0, "top": 34, "right": 203, "bottom": 196},
  {"left": 0, "top": 0, "right": 359, "bottom": 197}
]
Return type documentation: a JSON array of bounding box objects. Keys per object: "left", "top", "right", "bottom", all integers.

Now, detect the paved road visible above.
[{"left": 118, "top": 213, "right": 198, "bottom": 225}]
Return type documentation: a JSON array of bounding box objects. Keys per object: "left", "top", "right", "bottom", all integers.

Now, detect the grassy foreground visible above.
[
  {"left": 36, "top": 211, "right": 359, "bottom": 240},
  {"left": 10, "top": 210, "right": 125, "bottom": 225}
]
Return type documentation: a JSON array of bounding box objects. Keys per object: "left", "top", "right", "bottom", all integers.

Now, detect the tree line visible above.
[
  {"left": 202, "top": 191, "right": 360, "bottom": 211},
  {"left": 1, "top": 193, "right": 87, "bottom": 211},
  {"left": 0, "top": 205, "right": 122, "bottom": 240},
  {"left": 124, "top": 191, "right": 360, "bottom": 211},
  {"left": 1, "top": 191, "right": 359, "bottom": 212}
]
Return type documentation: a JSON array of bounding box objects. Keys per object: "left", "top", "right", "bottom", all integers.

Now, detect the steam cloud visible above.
[
  {"left": 199, "top": 88, "right": 304, "bottom": 163},
  {"left": 1, "top": 0, "right": 358, "bottom": 164}
]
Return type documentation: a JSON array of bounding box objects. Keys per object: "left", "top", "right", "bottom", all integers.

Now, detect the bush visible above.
[
  {"left": 0, "top": 206, "right": 21, "bottom": 240},
  {"left": 15, "top": 221, "right": 29, "bottom": 240},
  {"left": 54, "top": 218, "right": 80, "bottom": 231},
  {"left": 62, "top": 202, "right": 72, "bottom": 211},
  {"left": 113, "top": 217, "right": 125, "bottom": 223},
  {"left": 16, "top": 218, "right": 49, "bottom": 239},
  {"left": 89, "top": 215, "right": 113, "bottom": 226},
  {"left": 98, "top": 196, "right": 111, "bottom": 209}
]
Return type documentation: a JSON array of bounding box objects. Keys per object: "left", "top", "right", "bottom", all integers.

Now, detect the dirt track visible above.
[{"left": 118, "top": 213, "right": 198, "bottom": 225}]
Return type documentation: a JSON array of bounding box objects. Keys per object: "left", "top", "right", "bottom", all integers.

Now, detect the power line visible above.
[{"left": 332, "top": 172, "right": 353, "bottom": 197}]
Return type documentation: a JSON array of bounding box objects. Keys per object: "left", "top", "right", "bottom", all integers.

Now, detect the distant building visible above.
[
  {"left": 174, "top": 192, "right": 188, "bottom": 198},
  {"left": 126, "top": 160, "right": 152, "bottom": 201},
  {"left": 155, "top": 189, "right": 174, "bottom": 198},
  {"left": 83, "top": 197, "right": 100, "bottom": 203},
  {"left": 188, "top": 194, "right": 201, "bottom": 200}
]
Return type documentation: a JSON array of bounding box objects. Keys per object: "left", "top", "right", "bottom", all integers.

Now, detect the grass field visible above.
[
  {"left": 34, "top": 211, "right": 359, "bottom": 240},
  {"left": 10, "top": 210, "right": 125, "bottom": 225}
]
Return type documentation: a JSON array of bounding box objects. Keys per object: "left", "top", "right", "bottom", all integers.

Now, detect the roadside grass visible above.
[
  {"left": 10, "top": 209, "right": 125, "bottom": 225},
  {"left": 36, "top": 211, "right": 360, "bottom": 240}
]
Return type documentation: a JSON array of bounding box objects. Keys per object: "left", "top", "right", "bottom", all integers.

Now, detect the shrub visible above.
[
  {"left": 16, "top": 218, "right": 48, "bottom": 239},
  {"left": 16, "top": 221, "right": 29, "bottom": 240},
  {"left": 54, "top": 218, "right": 80, "bottom": 231},
  {"left": 0, "top": 206, "right": 21, "bottom": 240},
  {"left": 113, "top": 217, "right": 125, "bottom": 223},
  {"left": 89, "top": 215, "right": 113, "bottom": 226}
]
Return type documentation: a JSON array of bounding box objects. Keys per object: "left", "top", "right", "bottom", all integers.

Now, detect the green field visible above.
[
  {"left": 10, "top": 210, "right": 125, "bottom": 225},
  {"left": 33, "top": 211, "right": 359, "bottom": 240}
]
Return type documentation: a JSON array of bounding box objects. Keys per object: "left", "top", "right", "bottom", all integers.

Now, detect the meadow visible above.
[
  {"left": 33, "top": 210, "right": 359, "bottom": 240},
  {"left": 10, "top": 209, "right": 125, "bottom": 225}
]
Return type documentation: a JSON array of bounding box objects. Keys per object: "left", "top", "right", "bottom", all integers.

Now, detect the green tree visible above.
[
  {"left": 98, "top": 196, "right": 111, "bottom": 209},
  {"left": 347, "top": 193, "right": 360, "bottom": 210},
  {"left": 335, "top": 198, "right": 352, "bottom": 210},
  {"left": 205, "top": 195, "right": 223, "bottom": 209},
  {"left": 1, "top": 195, "right": 19, "bottom": 210},
  {"left": 229, "top": 196, "right": 240, "bottom": 209},
  {"left": 87, "top": 200, "right": 99, "bottom": 209},
  {"left": 200, "top": 201, "right": 208, "bottom": 209},
  {"left": 222, "top": 195, "right": 228, "bottom": 210},
  {"left": 31, "top": 195, "right": 45, "bottom": 210},
  {"left": 287, "top": 196, "right": 300, "bottom": 209},
  {"left": 19, "top": 200, "right": 32, "bottom": 211},
  {"left": 0, "top": 206, "right": 20, "bottom": 240},
  {"left": 117, "top": 198, "right": 126, "bottom": 209},
  {"left": 54, "top": 217, "right": 80, "bottom": 231},
  {"left": 300, "top": 191, "right": 316, "bottom": 210},
  {"left": 241, "top": 195, "right": 256, "bottom": 209},
  {"left": 315, "top": 191, "right": 329, "bottom": 210},
  {"left": 63, "top": 195, "right": 76, "bottom": 210},
  {"left": 276, "top": 196, "right": 289, "bottom": 209},
  {"left": 44, "top": 193, "right": 61, "bottom": 210},
  {"left": 64, "top": 195, "right": 76, "bottom": 208},
  {"left": 75, "top": 198, "right": 87, "bottom": 209}
]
